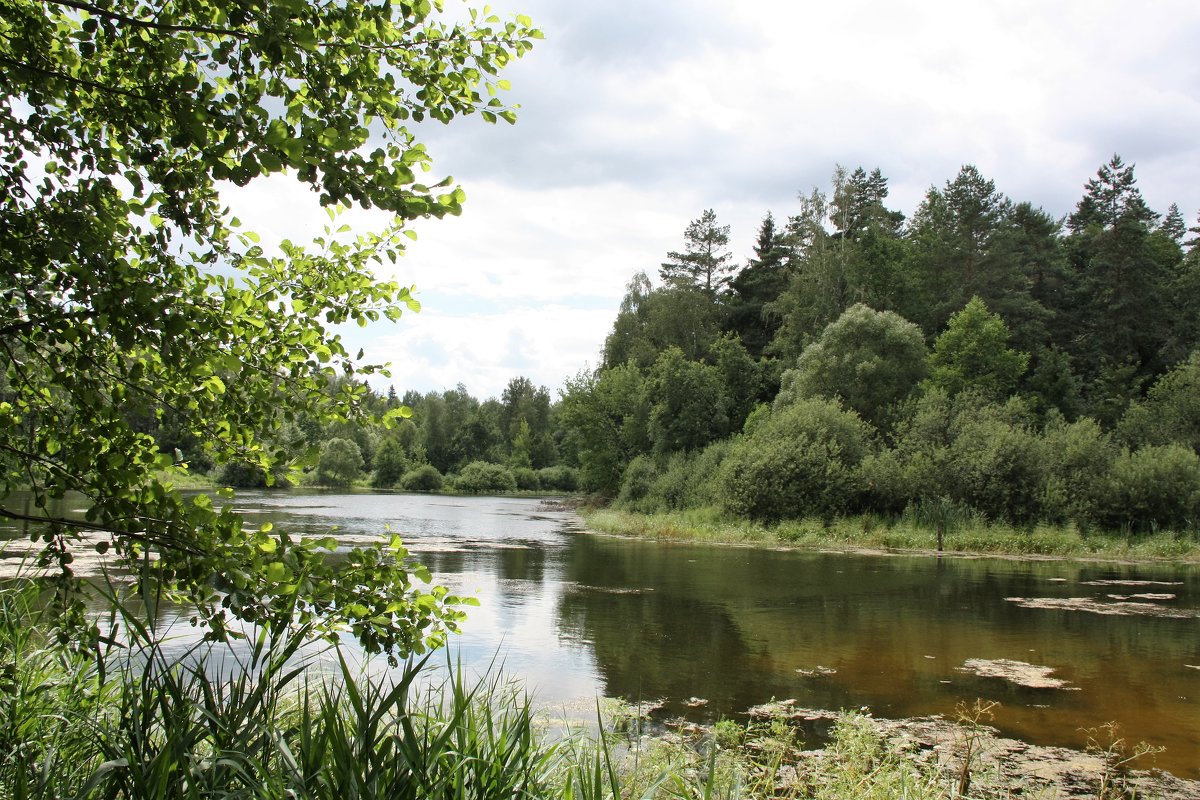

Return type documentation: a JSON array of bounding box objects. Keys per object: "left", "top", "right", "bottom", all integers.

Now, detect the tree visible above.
[
  {"left": 602, "top": 280, "right": 723, "bottom": 369},
  {"left": 558, "top": 365, "right": 650, "bottom": 495},
  {"left": 646, "top": 347, "right": 727, "bottom": 455},
  {"left": 317, "top": 438, "right": 364, "bottom": 487},
  {"left": 778, "top": 303, "right": 928, "bottom": 429},
  {"left": 371, "top": 436, "right": 409, "bottom": 488},
  {"left": 926, "top": 297, "right": 1028, "bottom": 399},
  {"left": 1, "top": 0, "right": 540, "bottom": 656},
  {"left": 726, "top": 212, "right": 791, "bottom": 357},
  {"left": 660, "top": 209, "right": 734, "bottom": 295},
  {"left": 1064, "top": 155, "right": 1177, "bottom": 409}
]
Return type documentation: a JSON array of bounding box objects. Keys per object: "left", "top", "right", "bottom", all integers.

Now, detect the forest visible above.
[
  {"left": 559, "top": 157, "right": 1200, "bottom": 534},
  {"left": 172, "top": 155, "right": 1200, "bottom": 536}
]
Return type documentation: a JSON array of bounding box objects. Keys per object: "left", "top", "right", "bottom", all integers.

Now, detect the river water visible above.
[{"left": 3, "top": 489, "right": 1199, "bottom": 776}]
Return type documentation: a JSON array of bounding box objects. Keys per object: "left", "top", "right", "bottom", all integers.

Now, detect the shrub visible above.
[
  {"left": 1099, "top": 444, "right": 1200, "bottom": 532},
  {"left": 455, "top": 461, "right": 517, "bottom": 494},
  {"left": 216, "top": 460, "right": 270, "bottom": 488},
  {"left": 641, "top": 440, "right": 732, "bottom": 512},
  {"left": 400, "top": 464, "right": 444, "bottom": 492},
  {"left": 946, "top": 414, "right": 1046, "bottom": 523},
  {"left": 536, "top": 465, "right": 578, "bottom": 492},
  {"left": 512, "top": 466, "right": 540, "bottom": 491},
  {"left": 616, "top": 455, "right": 659, "bottom": 512},
  {"left": 720, "top": 397, "right": 875, "bottom": 522},
  {"left": 1040, "top": 416, "right": 1116, "bottom": 525}
]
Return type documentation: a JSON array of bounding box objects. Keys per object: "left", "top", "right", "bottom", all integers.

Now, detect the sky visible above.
[{"left": 226, "top": 0, "right": 1200, "bottom": 402}]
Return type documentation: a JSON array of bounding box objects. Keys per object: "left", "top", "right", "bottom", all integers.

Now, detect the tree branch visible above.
[
  {"left": 47, "top": 0, "right": 248, "bottom": 38},
  {"left": 0, "top": 505, "right": 205, "bottom": 556}
]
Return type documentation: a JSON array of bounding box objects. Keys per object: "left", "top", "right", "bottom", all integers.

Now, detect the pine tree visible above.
[
  {"left": 1065, "top": 155, "right": 1176, "bottom": 419},
  {"left": 660, "top": 209, "right": 734, "bottom": 295},
  {"left": 1160, "top": 203, "right": 1186, "bottom": 243}
]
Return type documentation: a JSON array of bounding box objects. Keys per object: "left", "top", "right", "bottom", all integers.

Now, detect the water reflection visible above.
[{"left": 3, "top": 490, "right": 1198, "bottom": 776}]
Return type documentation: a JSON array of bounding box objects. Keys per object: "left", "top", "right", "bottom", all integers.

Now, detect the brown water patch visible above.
[
  {"left": 959, "top": 658, "right": 1075, "bottom": 689},
  {"left": 1006, "top": 596, "right": 1200, "bottom": 618}
]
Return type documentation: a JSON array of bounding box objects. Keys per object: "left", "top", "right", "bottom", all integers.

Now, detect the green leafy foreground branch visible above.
[{"left": 0, "top": 0, "right": 541, "bottom": 658}]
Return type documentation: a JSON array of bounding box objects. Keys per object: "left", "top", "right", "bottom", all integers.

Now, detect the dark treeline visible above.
[{"left": 561, "top": 156, "right": 1200, "bottom": 532}]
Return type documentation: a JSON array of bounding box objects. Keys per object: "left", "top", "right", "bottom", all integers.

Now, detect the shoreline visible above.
[{"left": 579, "top": 506, "right": 1200, "bottom": 566}]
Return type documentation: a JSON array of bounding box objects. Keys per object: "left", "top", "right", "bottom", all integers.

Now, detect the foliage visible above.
[
  {"left": 371, "top": 436, "right": 410, "bottom": 488},
  {"left": 926, "top": 297, "right": 1029, "bottom": 398},
  {"left": 659, "top": 209, "right": 734, "bottom": 295},
  {"left": 1117, "top": 352, "right": 1200, "bottom": 452},
  {"left": 721, "top": 397, "right": 875, "bottom": 521},
  {"left": 646, "top": 347, "right": 727, "bottom": 455},
  {"left": 1099, "top": 444, "right": 1200, "bottom": 532},
  {"left": 778, "top": 303, "right": 928, "bottom": 428},
  {"left": 536, "top": 465, "right": 579, "bottom": 492},
  {"left": 316, "top": 437, "right": 364, "bottom": 487},
  {"left": 0, "top": 0, "right": 541, "bottom": 653},
  {"left": 455, "top": 460, "right": 517, "bottom": 494},
  {"left": 400, "top": 464, "right": 445, "bottom": 492},
  {"left": 559, "top": 365, "right": 650, "bottom": 495}
]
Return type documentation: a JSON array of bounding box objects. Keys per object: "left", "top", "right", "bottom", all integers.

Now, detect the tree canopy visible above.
[{"left": 1, "top": 0, "right": 541, "bottom": 656}]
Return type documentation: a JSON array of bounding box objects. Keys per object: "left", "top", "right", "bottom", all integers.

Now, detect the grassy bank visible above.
[{"left": 582, "top": 506, "right": 1200, "bottom": 563}]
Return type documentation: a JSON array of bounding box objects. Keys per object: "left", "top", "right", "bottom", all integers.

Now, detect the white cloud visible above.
[
  {"left": 367, "top": 304, "right": 615, "bottom": 400},
  {"left": 223, "top": 0, "right": 1200, "bottom": 401}
]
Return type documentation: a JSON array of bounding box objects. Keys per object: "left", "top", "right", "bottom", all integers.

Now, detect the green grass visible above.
[{"left": 582, "top": 506, "right": 1200, "bottom": 563}]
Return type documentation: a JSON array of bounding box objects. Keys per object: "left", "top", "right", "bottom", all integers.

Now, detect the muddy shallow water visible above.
[{"left": 3, "top": 490, "right": 1199, "bottom": 778}]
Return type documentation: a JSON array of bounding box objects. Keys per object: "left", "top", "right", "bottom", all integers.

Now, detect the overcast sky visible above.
[{"left": 227, "top": 0, "right": 1200, "bottom": 402}]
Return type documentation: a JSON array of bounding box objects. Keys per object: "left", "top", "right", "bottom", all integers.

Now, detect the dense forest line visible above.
[
  {"left": 150, "top": 154, "right": 1200, "bottom": 532},
  {"left": 560, "top": 156, "right": 1200, "bottom": 532}
]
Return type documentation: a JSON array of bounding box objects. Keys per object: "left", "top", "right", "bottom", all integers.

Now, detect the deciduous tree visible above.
[{"left": 1, "top": 0, "right": 540, "bottom": 655}]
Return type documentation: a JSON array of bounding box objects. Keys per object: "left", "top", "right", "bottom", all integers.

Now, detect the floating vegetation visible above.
[
  {"left": 795, "top": 665, "right": 838, "bottom": 677},
  {"left": 1081, "top": 579, "right": 1183, "bottom": 587},
  {"left": 958, "top": 658, "right": 1075, "bottom": 689},
  {"left": 1006, "top": 596, "right": 1199, "bottom": 618}
]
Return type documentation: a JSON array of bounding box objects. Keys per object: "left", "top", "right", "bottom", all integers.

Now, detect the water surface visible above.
[{"left": 4, "top": 489, "right": 1198, "bottom": 776}]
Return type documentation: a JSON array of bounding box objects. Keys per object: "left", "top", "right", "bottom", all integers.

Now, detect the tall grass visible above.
[
  {"left": 583, "top": 506, "right": 1200, "bottom": 562},
  {"left": 0, "top": 578, "right": 574, "bottom": 799}
]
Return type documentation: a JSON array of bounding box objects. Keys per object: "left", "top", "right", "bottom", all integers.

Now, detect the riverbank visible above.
[
  {"left": 614, "top": 702, "right": 1200, "bottom": 800},
  {"left": 582, "top": 506, "right": 1200, "bottom": 563}
]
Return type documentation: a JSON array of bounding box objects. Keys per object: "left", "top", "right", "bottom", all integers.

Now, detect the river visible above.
[{"left": 3, "top": 489, "right": 1199, "bottom": 777}]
